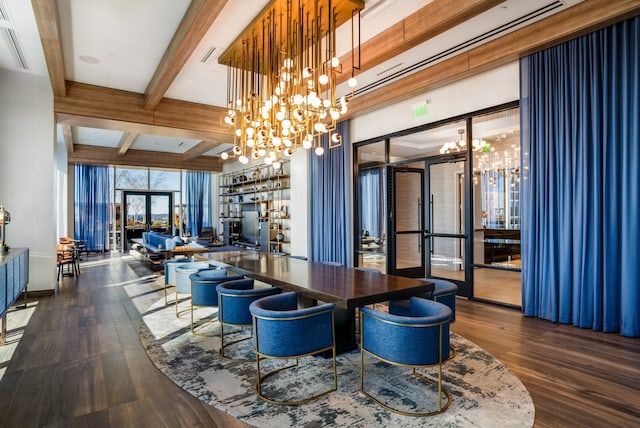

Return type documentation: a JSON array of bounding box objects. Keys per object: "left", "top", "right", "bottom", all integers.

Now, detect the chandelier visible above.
[
  {"left": 218, "top": 0, "right": 364, "bottom": 169},
  {"left": 440, "top": 129, "right": 492, "bottom": 155}
]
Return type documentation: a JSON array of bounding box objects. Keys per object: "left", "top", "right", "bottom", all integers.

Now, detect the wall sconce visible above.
[{"left": 0, "top": 205, "right": 10, "bottom": 252}]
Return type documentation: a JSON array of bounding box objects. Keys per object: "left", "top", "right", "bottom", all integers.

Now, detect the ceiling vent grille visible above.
[
  {"left": 2, "top": 27, "right": 29, "bottom": 70},
  {"left": 0, "top": 0, "right": 11, "bottom": 23},
  {"left": 200, "top": 46, "right": 218, "bottom": 65},
  {"left": 352, "top": 1, "right": 564, "bottom": 97}
]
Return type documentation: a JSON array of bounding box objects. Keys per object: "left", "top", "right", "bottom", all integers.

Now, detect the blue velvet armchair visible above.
[
  {"left": 163, "top": 258, "right": 192, "bottom": 305},
  {"left": 216, "top": 279, "right": 281, "bottom": 360},
  {"left": 360, "top": 297, "right": 453, "bottom": 416},
  {"left": 173, "top": 261, "right": 211, "bottom": 318},
  {"left": 189, "top": 268, "right": 244, "bottom": 335},
  {"left": 389, "top": 278, "right": 458, "bottom": 321},
  {"left": 249, "top": 291, "right": 337, "bottom": 405}
]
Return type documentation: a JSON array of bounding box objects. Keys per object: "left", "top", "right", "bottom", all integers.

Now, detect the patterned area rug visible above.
[{"left": 140, "top": 298, "right": 534, "bottom": 427}]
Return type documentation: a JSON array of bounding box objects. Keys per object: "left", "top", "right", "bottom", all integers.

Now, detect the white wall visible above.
[
  {"left": 0, "top": 69, "right": 56, "bottom": 291},
  {"left": 351, "top": 62, "right": 520, "bottom": 142}
]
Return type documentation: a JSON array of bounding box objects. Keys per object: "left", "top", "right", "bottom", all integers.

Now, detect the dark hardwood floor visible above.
[{"left": 1, "top": 254, "right": 638, "bottom": 427}]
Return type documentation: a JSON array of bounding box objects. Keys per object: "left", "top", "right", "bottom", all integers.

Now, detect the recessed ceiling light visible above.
[{"left": 79, "top": 55, "right": 100, "bottom": 64}]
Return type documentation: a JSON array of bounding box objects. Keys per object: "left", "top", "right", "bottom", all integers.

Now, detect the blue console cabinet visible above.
[{"left": 0, "top": 248, "right": 29, "bottom": 345}]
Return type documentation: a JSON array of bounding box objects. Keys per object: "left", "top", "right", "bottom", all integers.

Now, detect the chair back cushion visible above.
[
  {"left": 196, "top": 268, "right": 228, "bottom": 280},
  {"left": 217, "top": 280, "right": 281, "bottom": 325},
  {"left": 191, "top": 274, "right": 244, "bottom": 306},
  {"left": 250, "top": 292, "right": 335, "bottom": 357}
]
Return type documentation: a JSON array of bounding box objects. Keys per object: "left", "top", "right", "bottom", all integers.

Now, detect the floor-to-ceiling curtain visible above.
[
  {"left": 520, "top": 16, "right": 639, "bottom": 337},
  {"left": 309, "top": 121, "right": 352, "bottom": 265},
  {"left": 74, "top": 165, "right": 110, "bottom": 251},
  {"left": 185, "top": 171, "right": 212, "bottom": 237},
  {"left": 359, "top": 168, "right": 381, "bottom": 237}
]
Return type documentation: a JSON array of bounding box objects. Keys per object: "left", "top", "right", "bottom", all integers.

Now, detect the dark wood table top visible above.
[{"left": 206, "top": 250, "right": 433, "bottom": 310}]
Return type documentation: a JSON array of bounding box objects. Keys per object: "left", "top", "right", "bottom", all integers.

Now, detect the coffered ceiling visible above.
[{"left": 2, "top": 0, "right": 639, "bottom": 172}]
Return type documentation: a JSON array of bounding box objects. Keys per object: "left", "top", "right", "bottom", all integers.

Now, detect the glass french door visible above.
[
  {"left": 388, "top": 167, "right": 425, "bottom": 277},
  {"left": 425, "top": 159, "right": 469, "bottom": 296},
  {"left": 122, "top": 191, "right": 173, "bottom": 250}
]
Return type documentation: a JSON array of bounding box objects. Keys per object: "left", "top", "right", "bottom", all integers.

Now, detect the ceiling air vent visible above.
[
  {"left": 0, "top": 0, "right": 12, "bottom": 23},
  {"left": 353, "top": 0, "right": 564, "bottom": 97},
  {"left": 200, "top": 46, "right": 218, "bottom": 65},
  {"left": 2, "top": 27, "right": 29, "bottom": 70}
]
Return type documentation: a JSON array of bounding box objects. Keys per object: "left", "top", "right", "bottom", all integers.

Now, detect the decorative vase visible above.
[{"left": 276, "top": 233, "right": 285, "bottom": 242}]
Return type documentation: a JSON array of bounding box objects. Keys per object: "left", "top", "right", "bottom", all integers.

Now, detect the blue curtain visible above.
[
  {"left": 520, "top": 16, "right": 640, "bottom": 337},
  {"left": 74, "top": 165, "right": 110, "bottom": 251},
  {"left": 309, "top": 121, "right": 352, "bottom": 265},
  {"left": 360, "top": 168, "right": 382, "bottom": 237},
  {"left": 185, "top": 171, "right": 212, "bottom": 237}
]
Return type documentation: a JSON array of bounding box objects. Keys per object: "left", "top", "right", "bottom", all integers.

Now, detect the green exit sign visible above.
[{"left": 412, "top": 102, "right": 429, "bottom": 118}]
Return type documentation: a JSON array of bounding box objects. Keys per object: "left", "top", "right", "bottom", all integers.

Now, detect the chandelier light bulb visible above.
[
  {"left": 331, "top": 133, "right": 341, "bottom": 143},
  {"left": 283, "top": 138, "right": 292, "bottom": 147},
  {"left": 275, "top": 110, "right": 285, "bottom": 121},
  {"left": 239, "top": 155, "right": 249, "bottom": 164},
  {"left": 252, "top": 150, "right": 260, "bottom": 160},
  {"left": 348, "top": 77, "right": 357, "bottom": 88},
  {"left": 330, "top": 108, "right": 340, "bottom": 120},
  {"left": 331, "top": 57, "right": 340, "bottom": 68},
  {"left": 221, "top": 152, "right": 228, "bottom": 160},
  {"left": 315, "top": 146, "right": 325, "bottom": 156},
  {"left": 258, "top": 148, "right": 266, "bottom": 157},
  {"left": 293, "top": 94, "right": 304, "bottom": 105},
  {"left": 302, "top": 67, "right": 313, "bottom": 78},
  {"left": 273, "top": 160, "right": 282, "bottom": 170},
  {"left": 272, "top": 136, "right": 282, "bottom": 147},
  {"left": 303, "top": 138, "right": 313, "bottom": 149},
  {"left": 246, "top": 127, "right": 254, "bottom": 137},
  {"left": 235, "top": 129, "right": 242, "bottom": 137},
  {"left": 281, "top": 128, "right": 290, "bottom": 136},
  {"left": 284, "top": 147, "right": 293, "bottom": 157},
  {"left": 282, "top": 119, "right": 291, "bottom": 129},
  {"left": 319, "top": 110, "right": 327, "bottom": 119},
  {"left": 319, "top": 74, "right": 329, "bottom": 85},
  {"left": 233, "top": 145, "right": 242, "bottom": 155}
]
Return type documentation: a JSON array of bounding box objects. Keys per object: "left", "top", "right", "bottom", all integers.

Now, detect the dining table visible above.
[{"left": 206, "top": 250, "right": 434, "bottom": 353}]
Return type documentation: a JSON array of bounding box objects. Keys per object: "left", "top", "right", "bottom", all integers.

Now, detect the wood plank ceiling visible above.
[{"left": 31, "top": 0, "right": 640, "bottom": 172}]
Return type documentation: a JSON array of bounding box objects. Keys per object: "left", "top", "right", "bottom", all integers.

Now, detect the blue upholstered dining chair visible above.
[
  {"left": 163, "top": 258, "right": 192, "bottom": 305},
  {"left": 360, "top": 297, "right": 453, "bottom": 416},
  {"left": 249, "top": 291, "right": 337, "bottom": 405},
  {"left": 189, "top": 268, "right": 244, "bottom": 335},
  {"left": 320, "top": 261, "right": 343, "bottom": 267},
  {"left": 173, "top": 262, "right": 212, "bottom": 318},
  {"left": 389, "top": 278, "right": 458, "bottom": 321},
  {"left": 216, "top": 278, "right": 281, "bottom": 360}
]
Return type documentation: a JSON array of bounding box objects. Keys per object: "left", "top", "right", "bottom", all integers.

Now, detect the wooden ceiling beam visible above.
[
  {"left": 117, "top": 132, "right": 138, "bottom": 156},
  {"left": 337, "top": 0, "right": 504, "bottom": 84},
  {"left": 68, "top": 145, "right": 223, "bottom": 172},
  {"left": 183, "top": 141, "right": 222, "bottom": 160},
  {"left": 31, "top": 0, "right": 66, "bottom": 97},
  {"left": 346, "top": 0, "right": 640, "bottom": 118},
  {"left": 60, "top": 123, "right": 74, "bottom": 153},
  {"left": 55, "top": 82, "right": 234, "bottom": 142},
  {"left": 144, "top": 0, "right": 229, "bottom": 109}
]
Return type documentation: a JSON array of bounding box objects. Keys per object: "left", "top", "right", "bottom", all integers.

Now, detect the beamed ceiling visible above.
[{"left": 3, "top": 0, "right": 640, "bottom": 172}]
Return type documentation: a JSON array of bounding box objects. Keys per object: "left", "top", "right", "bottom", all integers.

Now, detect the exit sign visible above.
[{"left": 412, "top": 102, "right": 429, "bottom": 118}]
